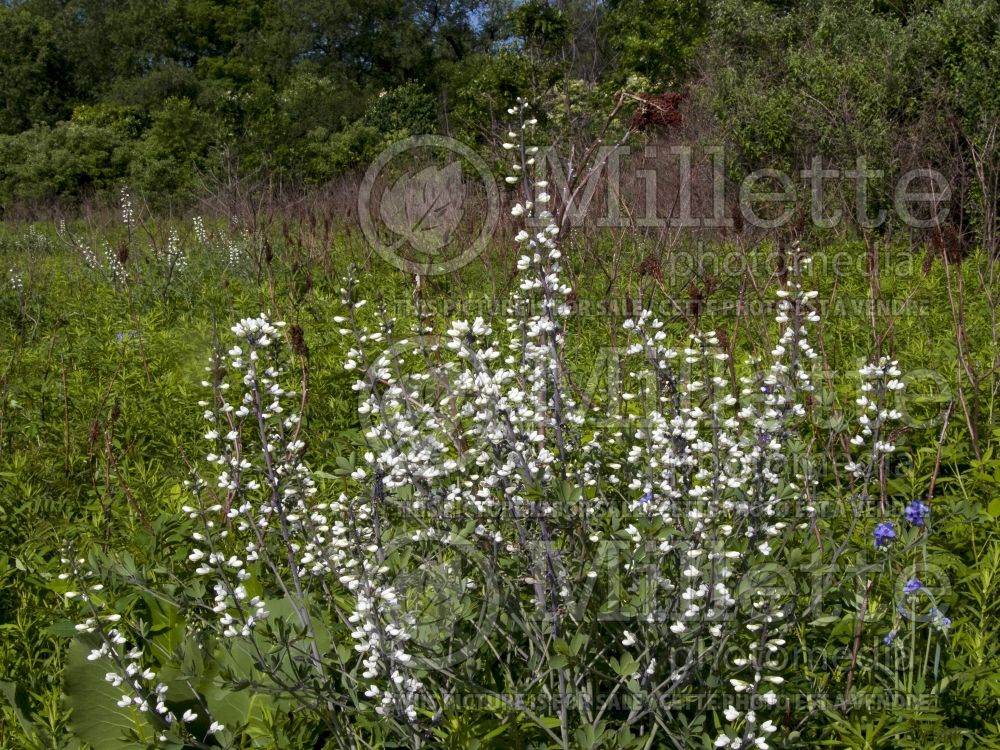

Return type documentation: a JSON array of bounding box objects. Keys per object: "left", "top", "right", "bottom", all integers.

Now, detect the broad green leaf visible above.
[{"left": 64, "top": 638, "right": 155, "bottom": 749}]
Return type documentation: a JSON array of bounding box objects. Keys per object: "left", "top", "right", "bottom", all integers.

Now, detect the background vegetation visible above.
[
  {"left": 1, "top": 0, "right": 999, "bottom": 748},
  {"left": 0, "top": 0, "right": 996, "bottom": 238}
]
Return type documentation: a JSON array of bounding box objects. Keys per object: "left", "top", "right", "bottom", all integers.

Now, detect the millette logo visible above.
[{"left": 359, "top": 135, "right": 499, "bottom": 275}]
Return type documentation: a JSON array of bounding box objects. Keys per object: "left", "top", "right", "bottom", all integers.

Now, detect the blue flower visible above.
[
  {"left": 904, "top": 499, "right": 930, "bottom": 526},
  {"left": 640, "top": 490, "right": 653, "bottom": 504},
  {"left": 874, "top": 522, "right": 896, "bottom": 548},
  {"left": 930, "top": 607, "right": 952, "bottom": 630},
  {"left": 883, "top": 631, "right": 897, "bottom": 645},
  {"left": 903, "top": 578, "right": 922, "bottom": 594}
]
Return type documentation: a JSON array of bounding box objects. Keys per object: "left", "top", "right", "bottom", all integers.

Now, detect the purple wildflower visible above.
[
  {"left": 930, "top": 607, "right": 952, "bottom": 630},
  {"left": 904, "top": 499, "right": 930, "bottom": 526},
  {"left": 874, "top": 522, "right": 896, "bottom": 548},
  {"left": 903, "top": 578, "right": 922, "bottom": 594}
]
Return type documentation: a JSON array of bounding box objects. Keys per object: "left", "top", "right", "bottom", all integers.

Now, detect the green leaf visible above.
[
  {"left": 0, "top": 680, "right": 41, "bottom": 742},
  {"left": 809, "top": 615, "right": 841, "bottom": 626},
  {"left": 46, "top": 619, "right": 82, "bottom": 638},
  {"left": 64, "top": 638, "right": 154, "bottom": 749},
  {"left": 611, "top": 654, "right": 638, "bottom": 677}
]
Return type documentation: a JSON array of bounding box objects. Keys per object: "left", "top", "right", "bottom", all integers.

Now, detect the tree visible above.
[
  {"left": 602, "top": 0, "right": 709, "bottom": 86},
  {"left": 0, "top": 8, "right": 74, "bottom": 133}
]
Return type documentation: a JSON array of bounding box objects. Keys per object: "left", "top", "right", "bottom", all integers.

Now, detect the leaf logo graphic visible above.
[
  {"left": 379, "top": 162, "right": 465, "bottom": 257},
  {"left": 359, "top": 135, "right": 499, "bottom": 275}
]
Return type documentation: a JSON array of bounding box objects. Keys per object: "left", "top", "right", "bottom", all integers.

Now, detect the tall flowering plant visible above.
[{"left": 58, "top": 100, "right": 950, "bottom": 749}]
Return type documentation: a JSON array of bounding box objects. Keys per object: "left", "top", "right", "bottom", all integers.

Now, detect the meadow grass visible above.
[{"left": 0, "top": 216, "right": 998, "bottom": 748}]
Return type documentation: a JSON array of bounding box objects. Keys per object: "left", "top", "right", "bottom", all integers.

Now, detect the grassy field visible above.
[{"left": 1, "top": 212, "right": 999, "bottom": 749}]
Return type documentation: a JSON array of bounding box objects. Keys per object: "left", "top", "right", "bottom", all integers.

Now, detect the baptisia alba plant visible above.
[{"left": 60, "top": 100, "right": 946, "bottom": 750}]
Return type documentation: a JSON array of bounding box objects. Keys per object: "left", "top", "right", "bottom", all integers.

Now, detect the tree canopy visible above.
[{"left": 0, "top": 0, "right": 996, "bottom": 224}]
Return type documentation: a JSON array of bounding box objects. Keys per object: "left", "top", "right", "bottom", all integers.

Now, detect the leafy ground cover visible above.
[{"left": 0, "top": 198, "right": 999, "bottom": 749}]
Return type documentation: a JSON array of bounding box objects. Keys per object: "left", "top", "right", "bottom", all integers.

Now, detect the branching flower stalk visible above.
[{"left": 59, "top": 99, "right": 948, "bottom": 750}]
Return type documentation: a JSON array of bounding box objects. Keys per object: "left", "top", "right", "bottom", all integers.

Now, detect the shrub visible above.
[
  {"left": 0, "top": 120, "right": 134, "bottom": 208},
  {"left": 130, "top": 98, "right": 220, "bottom": 199}
]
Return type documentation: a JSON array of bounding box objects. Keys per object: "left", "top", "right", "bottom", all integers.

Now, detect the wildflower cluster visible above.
[
  {"left": 120, "top": 187, "right": 135, "bottom": 230},
  {"left": 227, "top": 239, "right": 244, "bottom": 270},
  {"left": 845, "top": 358, "right": 905, "bottom": 480},
  {"left": 164, "top": 228, "right": 187, "bottom": 273},
  {"left": 904, "top": 499, "right": 930, "bottom": 526},
  {"left": 78, "top": 243, "right": 100, "bottom": 271},
  {"left": 103, "top": 241, "right": 128, "bottom": 285},
  {"left": 221, "top": 218, "right": 252, "bottom": 271},
  {"left": 58, "top": 102, "right": 951, "bottom": 749},
  {"left": 336, "top": 99, "right": 824, "bottom": 749},
  {"left": 14, "top": 225, "right": 52, "bottom": 254},
  {"left": 193, "top": 215, "right": 209, "bottom": 245},
  {"left": 59, "top": 555, "right": 214, "bottom": 745},
  {"left": 874, "top": 521, "right": 896, "bottom": 548},
  {"left": 63, "top": 315, "right": 363, "bottom": 744},
  {"left": 875, "top": 471, "right": 949, "bottom": 661}
]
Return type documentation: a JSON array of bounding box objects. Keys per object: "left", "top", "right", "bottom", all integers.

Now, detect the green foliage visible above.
[
  {"left": 130, "top": 98, "right": 220, "bottom": 198},
  {"left": 69, "top": 104, "right": 148, "bottom": 139},
  {"left": 602, "top": 0, "right": 709, "bottom": 86},
  {"left": 704, "top": 0, "right": 904, "bottom": 169},
  {"left": 362, "top": 82, "right": 437, "bottom": 137},
  {"left": 299, "top": 82, "right": 437, "bottom": 181},
  {"left": 444, "top": 50, "right": 538, "bottom": 140},
  {"left": 304, "top": 122, "right": 389, "bottom": 183},
  {"left": 0, "top": 120, "right": 134, "bottom": 207},
  {"left": 701, "top": 0, "right": 1000, "bottom": 234},
  {"left": 0, "top": 8, "right": 73, "bottom": 135},
  {"left": 0, "top": 0, "right": 996, "bottom": 234},
  {"left": 0, "top": 213, "right": 998, "bottom": 746},
  {"left": 510, "top": 0, "right": 573, "bottom": 56},
  {"left": 906, "top": 0, "right": 1000, "bottom": 130},
  {"left": 106, "top": 62, "right": 204, "bottom": 112}
]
